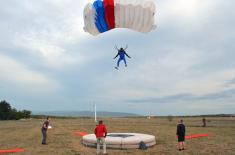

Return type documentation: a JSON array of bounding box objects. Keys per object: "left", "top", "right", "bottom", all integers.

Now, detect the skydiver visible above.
[{"left": 113, "top": 45, "right": 131, "bottom": 70}]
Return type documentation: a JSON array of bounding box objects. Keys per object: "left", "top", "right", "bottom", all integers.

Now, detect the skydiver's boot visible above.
[{"left": 115, "top": 67, "right": 119, "bottom": 70}]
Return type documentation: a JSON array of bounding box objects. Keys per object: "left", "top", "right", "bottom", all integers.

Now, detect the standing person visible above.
[
  {"left": 202, "top": 118, "right": 206, "bottom": 127},
  {"left": 94, "top": 120, "right": 107, "bottom": 155},
  {"left": 114, "top": 46, "right": 131, "bottom": 70},
  {"left": 41, "top": 116, "right": 50, "bottom": 145},
  {"left": 176, "top": 119, "right": 186, "bottom": 151}
]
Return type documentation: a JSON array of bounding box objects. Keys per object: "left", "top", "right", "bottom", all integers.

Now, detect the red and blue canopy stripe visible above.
[{"left": 93, "top": 0, "right": 115, "bottom": 33}]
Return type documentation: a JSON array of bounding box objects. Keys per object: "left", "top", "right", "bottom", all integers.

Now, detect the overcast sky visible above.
[{"left": 0, "top": 0, "right": 235, "bottom": 115}]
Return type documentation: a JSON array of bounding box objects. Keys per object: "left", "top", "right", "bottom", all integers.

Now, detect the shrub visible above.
[{"left": 0, "top": 100, "right": 31, "bottom": 120}]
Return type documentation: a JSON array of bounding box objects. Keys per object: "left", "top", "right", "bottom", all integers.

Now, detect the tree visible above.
[
  {"left": 0, "top": 100, "right": 12, "bottom": 112},
  {"left": 21, "top": 110, "right": 31, "bottom": 118},
  {"left": 0, "top": 100, "right": 12, "bottom": 120},
  {"left": 0, "top": 100, "right": 31, "bottom": 120}
]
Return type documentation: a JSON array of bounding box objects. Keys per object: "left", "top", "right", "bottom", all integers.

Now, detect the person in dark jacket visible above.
[
  {"left": 41, "top": 116, "right": 50, "bottom": 145},
  {"left": 94, "top": 120, "right": 107, "bottom": 154},
  {"left": 202, "top": 118, "right": 206, "bottom": 127},
  {"left": 176, "top": 119, "right": 186, "bottom": 151}
]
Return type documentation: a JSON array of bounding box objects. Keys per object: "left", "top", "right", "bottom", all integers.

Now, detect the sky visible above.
[{"left": 0, "top": 0, "right": 235, "bottom": 115}]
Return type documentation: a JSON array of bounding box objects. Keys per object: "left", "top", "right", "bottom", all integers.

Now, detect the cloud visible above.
[
  {"left": 0, "top": 0, "right": 91, "bottom": 69},
  {"left": 123, "top": 88, "right": 235, "bottom": 115},
  {"left": 224, "top": 78, "right": 235, "bottom": 88},
  {"left": 126, "top": 88, "right": 235, "bottom": 104},
  {"left": 88, "top": 45, "right": 235, "bottom": 102},
  {"left": 0, "top": 0, "right": 235, "bottom": 115},
  {"left": 0, "top": 53, "right": 60, "bottom": 93},
  {"left": 14, "top": 35, "right": 82, "bottom": 68}
]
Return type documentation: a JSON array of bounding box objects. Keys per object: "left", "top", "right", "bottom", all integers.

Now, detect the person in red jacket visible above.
[{"left": 94, "top": 120, "right": 107, "bottom": 155}]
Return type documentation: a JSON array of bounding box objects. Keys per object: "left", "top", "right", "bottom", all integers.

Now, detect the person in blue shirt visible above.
[{"left": 113, "top": 46, "right": 131, "bottom": 69}]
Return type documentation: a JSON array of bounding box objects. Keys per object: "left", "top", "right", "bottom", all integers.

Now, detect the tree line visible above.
[{"left": 0, "top": 100, "right": 31, "bottom": 120}]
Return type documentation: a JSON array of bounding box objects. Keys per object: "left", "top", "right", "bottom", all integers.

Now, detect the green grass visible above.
[{"left": 0, "top": 117, "right": 235, "bottom": 155}]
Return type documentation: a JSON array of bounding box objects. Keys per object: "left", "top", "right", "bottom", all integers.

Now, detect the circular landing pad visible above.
[{"left": 82, "top": 133, "right": 156, "bottom": 149}]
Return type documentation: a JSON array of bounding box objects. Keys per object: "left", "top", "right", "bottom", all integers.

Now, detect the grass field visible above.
[{"left": 0, "top": 117, "right": 235, "bottom": 155}]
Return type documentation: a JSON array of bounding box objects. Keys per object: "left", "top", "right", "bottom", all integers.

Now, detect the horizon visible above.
[
  {"left": 32, "top": 109, "right": 235, "bottom": 117},
  {"left": 1, "top": 0, "right": 235, "bottom": 116}
]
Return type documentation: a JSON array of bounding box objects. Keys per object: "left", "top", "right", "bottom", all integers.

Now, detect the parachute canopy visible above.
[{"left": 83, "top": 0, "right": 157, "bottom": 36}]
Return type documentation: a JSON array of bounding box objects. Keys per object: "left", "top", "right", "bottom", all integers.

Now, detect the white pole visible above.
[{"left": 94, "top": 103, "right": 97, "bottom": 122}]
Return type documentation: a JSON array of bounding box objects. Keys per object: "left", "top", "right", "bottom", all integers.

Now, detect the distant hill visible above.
[{"left": 33, "top": 111, "right": 140, "bottom": 117}]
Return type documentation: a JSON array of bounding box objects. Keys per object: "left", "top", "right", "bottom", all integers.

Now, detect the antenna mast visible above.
[{"left": 94, "top": 103, "right": 97, "bottom": 122}]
